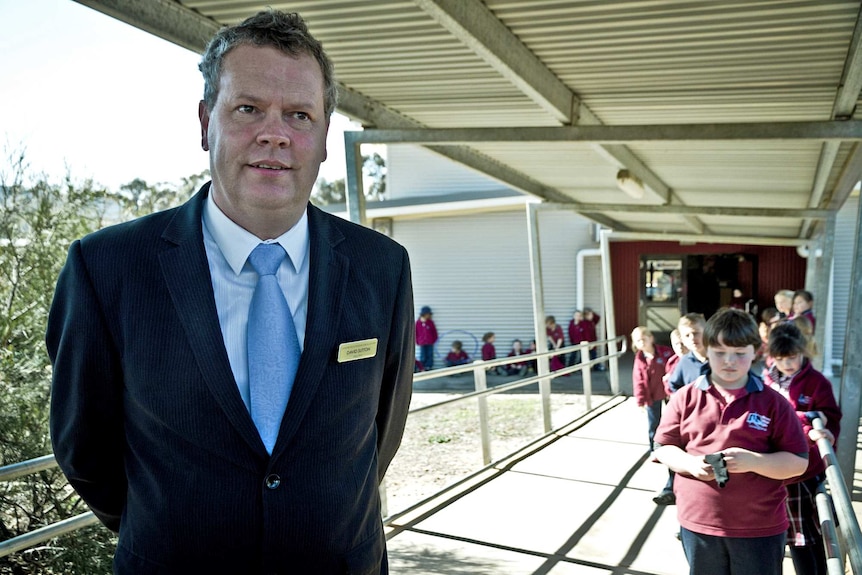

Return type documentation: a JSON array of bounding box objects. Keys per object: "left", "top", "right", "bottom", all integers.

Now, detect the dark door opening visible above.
[{"left": 640, "top": 253, "right": 758, "bottom": 342}]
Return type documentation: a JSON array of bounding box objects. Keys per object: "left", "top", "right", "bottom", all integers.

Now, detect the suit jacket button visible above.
[{"left": 265, "top": 474, "right": 281, "bottom": 490}]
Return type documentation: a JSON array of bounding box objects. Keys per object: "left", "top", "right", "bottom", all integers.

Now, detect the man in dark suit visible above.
[{"left": 46, "top": 10, "right": 414, "bottom": 574}]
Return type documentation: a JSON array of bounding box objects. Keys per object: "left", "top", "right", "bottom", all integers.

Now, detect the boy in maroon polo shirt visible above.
[{"left": 654, "top": 308, "right": 809, "bottom": 575}]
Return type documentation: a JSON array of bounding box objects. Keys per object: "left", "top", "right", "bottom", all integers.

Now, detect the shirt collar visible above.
[
  {"left": 203, "top": 193, "right": 309, "bottom": 275},
  {"left": 694, "top": 370, "right": 764, "bottom": 393}
]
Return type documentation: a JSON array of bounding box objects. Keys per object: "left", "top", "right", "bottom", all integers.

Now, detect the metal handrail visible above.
[
  {"left": 812, "top": 417, "right": 862, "bottom": 574},
  {"left": 413, "top": 334, "right": 625, "bottom": 383},
  {"left": 0, "top": 512, "right": 99, "bottom": 558},
  {"left": 0, "top": 454, "right": 56, "bottom": 482},
  {"left": 0, "top": 337, "right": 627, "bottom": 558}
]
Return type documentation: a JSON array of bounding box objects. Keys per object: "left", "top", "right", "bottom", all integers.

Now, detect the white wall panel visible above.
[
  {"left": 393, "top": 208, "right": 601, "bottom": 364},
  {"left": 832, "top": 195, "right": 859, "bottom": 371}
]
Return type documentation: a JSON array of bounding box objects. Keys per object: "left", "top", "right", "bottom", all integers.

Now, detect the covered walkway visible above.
[{"left": 385, "top": 358, "right": 861, "bottom": 574}]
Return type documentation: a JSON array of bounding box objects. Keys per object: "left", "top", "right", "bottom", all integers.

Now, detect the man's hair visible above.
[
  {"left": 482, "top": 332, "right": 495, "bottom": 342},
  {"left": 677, "top": 312, "right": 705, "bottom": 329},
  {"left": 704, "top": 308, "right": 761, "bottom": 348},
  {"left": 199, "top": 10, "right": 338, "bottom": 116},
  {"left": 768, "top": 321, "right": 808, "bottom": 358}
]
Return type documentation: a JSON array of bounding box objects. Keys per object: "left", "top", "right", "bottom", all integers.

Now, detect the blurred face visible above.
[
  {"left": 774, "top": 295, "right": 792, "bottom": 315},
  {"left": 793, "top": 295, "right": 811, "bottom": 315},
  {"left": 671, "top": 334, "right": 686, "bottom": 356},
  {"left": 707, "top": 336, "right": 755, "bottom": 389},
  {"left": 573, "top": 312, "right": 583, "bottom": 323},
  {"left": 679, "top": 323, "right": 705, "bottom": 355},
  {"left": 199, "top": 45, "right": 329, "bottom": 239},
  {"left": 773, "top": 353, "right": 804, "bottom": 377},
  {"left": 631, "top": 330, "right": 653, "bottom": 352},
  {"left": 513, "top": 340, "right": 522, "bottom": 351},
  {"left": 758, "top": 322, "right": 769, "bottom": 343}
]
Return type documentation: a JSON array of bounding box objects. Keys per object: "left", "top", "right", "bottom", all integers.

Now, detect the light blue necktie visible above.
[{"left": 247, "top": 243, "right": 301, "bottom": 454}]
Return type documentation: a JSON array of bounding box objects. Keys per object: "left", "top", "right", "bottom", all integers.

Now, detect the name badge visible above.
[{"left": 337, "top": 338, "right": 378, "bottom": 363}]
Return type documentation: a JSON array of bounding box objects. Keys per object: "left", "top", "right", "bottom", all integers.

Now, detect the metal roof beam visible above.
[
  {"left": 800, "top": 4, "right": 862, "bottom": 237},
  {"left": 574, "top": 204, "right": 832, "bottom": 219},
  {"left": 338, "top": 91, "right": 628, "bottom": 231},
  {"left": 413, "top": 0, "right": 673, "bottom": 205},
  {"left": 606, "top": 231, "right": 810, "bottom": 248},
  {"left": 413, "top": 0, "right": 576, "bottom": 124},
  {"left": 349, "top": 121, "right": 862, "bottom": 145}
]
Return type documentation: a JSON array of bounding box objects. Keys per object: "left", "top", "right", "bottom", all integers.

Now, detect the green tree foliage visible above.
[
  {"left": 311, "top": 176, "right": 345, "bottom": 205},
  {"left": 310, "top": 152, "right": 386, "bottom": 206},
  {"left": 0, "top": 148, "right": 204, "bottom": 574},
  {"left": 363, "top": 152, "right": 387, "bottom": 202}
]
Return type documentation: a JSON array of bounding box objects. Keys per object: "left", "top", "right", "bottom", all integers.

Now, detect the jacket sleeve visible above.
[
  {"left": 808, "top": 377, "right": 842, "bottom": 445},
  {"left": 46, "top": 240, "right": 126, "bottom": 532},
  {"left": 631, "top": 353, "right": 648, "bottom": 406},
  {"left": 375, "top": 246, "right": 414, "bottom": 480}
]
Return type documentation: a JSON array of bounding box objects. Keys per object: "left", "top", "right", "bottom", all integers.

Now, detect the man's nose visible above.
[{"left": 257, "top": 116, "right": 291, "bottom": 147}]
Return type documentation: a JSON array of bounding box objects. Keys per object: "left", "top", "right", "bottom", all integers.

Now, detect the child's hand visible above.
[
  {"left": 801, "top": 410, "right": 828, "bottom": 426},
  {"left": 809, "top": 428, "right": 835, "bottom": 445},
  {"left": 718, "top": 447, "right": 758, "bottom": 473},
  {"left": 686, "top": 454, "right": 715, "bottom": 481}
]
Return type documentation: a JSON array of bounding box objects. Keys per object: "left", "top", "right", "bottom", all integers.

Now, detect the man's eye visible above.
[
  {"left": 238, "top": 105, "right": 255, "bottom": 113},
  {"left": 293, "top": 112, "right": 310, "bottom": 121}
]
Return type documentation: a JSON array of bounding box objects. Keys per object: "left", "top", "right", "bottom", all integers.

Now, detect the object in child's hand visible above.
[{"left": 704, "top": 452, "right": 729, "bottom": 488}]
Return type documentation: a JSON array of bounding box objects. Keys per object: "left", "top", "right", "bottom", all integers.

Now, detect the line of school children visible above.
[{"left": 634, "top": 301, "right": 839, "bottom": 575}]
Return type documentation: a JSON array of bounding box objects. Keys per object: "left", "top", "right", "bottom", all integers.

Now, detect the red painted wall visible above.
[{"left": 609, "top": 241, "right": 806, "bottom": 337}]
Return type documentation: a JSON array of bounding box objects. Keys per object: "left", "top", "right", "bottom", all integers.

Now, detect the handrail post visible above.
[
  {"left": 813, "top": 418, "right": 862, "bottom": 572},
  {"left": 474, "top": 361, "right": 492, "bottom": 465},
  {"left": 580, "top": 341, "right": 592, "bottom": 411},
  {"left": 814, "top": 484, "right": 844, "bottom": 575}
]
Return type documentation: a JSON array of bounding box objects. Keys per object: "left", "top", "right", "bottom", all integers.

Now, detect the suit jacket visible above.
[{"left": 47, "top": 185, "right": 414, "bottom": 574}]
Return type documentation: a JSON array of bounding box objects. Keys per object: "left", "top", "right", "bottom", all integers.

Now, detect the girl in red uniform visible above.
[{"left": 763, "top": 321, "right": 840, "bottom": 575}]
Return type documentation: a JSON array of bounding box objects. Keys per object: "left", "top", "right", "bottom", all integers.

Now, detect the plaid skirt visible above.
[{"left": 786, "top": 476, "right": 825, "bottom": 547}]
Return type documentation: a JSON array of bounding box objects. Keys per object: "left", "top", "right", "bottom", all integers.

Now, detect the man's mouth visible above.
[{"left": 251, "top": 162, "right": 289, "bottom": 171}]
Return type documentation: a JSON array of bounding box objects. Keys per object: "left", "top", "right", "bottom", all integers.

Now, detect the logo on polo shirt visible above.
[
  {"left": 746, "top": 412, "right": 771, "bottom": 432},
  {"left": 797, "top": 395, "right": 812, "bottom": 406}
]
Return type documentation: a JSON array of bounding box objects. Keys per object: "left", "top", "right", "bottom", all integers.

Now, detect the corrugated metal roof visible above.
[{"left": 79, "top": 0, "right": 862, "bottom": 241}]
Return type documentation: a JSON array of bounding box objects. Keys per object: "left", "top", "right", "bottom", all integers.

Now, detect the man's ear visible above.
[{"left": 198, "top": 101, "right": 210, "bottom": 151}]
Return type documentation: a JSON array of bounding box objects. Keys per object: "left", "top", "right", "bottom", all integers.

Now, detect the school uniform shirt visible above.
[
  {"left": 654, "top": 372, "right": 808, "bottom": 539},
  {"left": 763, "top": 359, "right": 841, "bottom": 482},
  {"left": 665, "top": 352, "right": 709, "bottom": 393},
  {"left": 663, "top": 354, "right": 682, "bottom": 395},
  {"left": 632, "top": 345, "right": 674, "bottom": 407},
  {"left": 415, "top": 318, "right": 438, "bottom": 346},
  {"left": 445, "top": 350, "right": 470, "bottom": 366},
  {"left": 481, "top": 342, "right": 496, "bottom": 361}
]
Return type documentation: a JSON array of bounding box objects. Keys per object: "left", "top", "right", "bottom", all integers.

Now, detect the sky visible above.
[{"left": 0, "top": 0, "right": 359, "bottom": 191}]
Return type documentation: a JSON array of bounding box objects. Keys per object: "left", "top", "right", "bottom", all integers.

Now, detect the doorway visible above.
[{"left": 639, "top": 253, "right": 758, "bottom": 342}]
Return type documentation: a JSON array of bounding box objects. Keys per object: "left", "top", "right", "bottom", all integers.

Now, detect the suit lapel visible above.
[
  {"left": 159, "top": 186, "right": 265, "bottom": 455},
  {"left": 272, "top": 205, "right": 349, "bottom": 458}
]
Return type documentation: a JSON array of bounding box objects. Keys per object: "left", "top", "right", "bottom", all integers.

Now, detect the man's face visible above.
[
  {"left": 679, "top": 323, "right": 705, "bottom": 355},
  {"left": 199, "top": 44, "right": 329, "bottom": 239}
]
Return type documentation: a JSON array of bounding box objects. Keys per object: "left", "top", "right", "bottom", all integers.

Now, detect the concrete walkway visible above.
[{"left": 385, "top": 385, "right": 859, "bottom": 574}]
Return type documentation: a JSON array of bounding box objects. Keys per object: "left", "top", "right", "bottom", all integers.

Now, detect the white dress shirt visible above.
[{"left": 202, "top": 194, "right": 310, "bottom": 411}]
